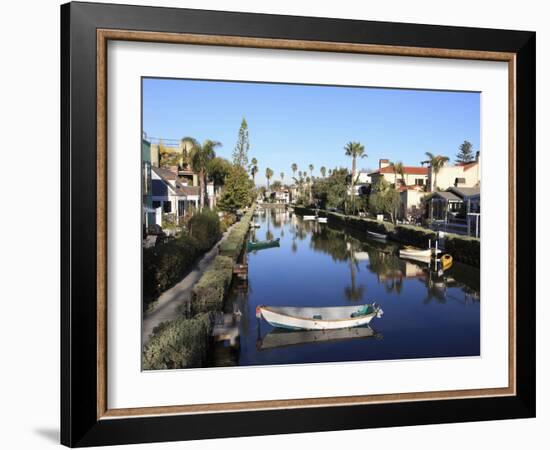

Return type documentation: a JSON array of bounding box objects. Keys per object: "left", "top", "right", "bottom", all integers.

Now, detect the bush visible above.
[
  {"left": 189, "top": 210, "right": 221, "bottom": 251},
  {"left": 392, "top": 224, "right": 437, "bottom": 247},
  {"left": 218, "top": 209, "right": 254, "bottom": 260},
  {"left": 444, "top": 233, "right": 480, "bottom": 267},
  {"left": 142, "top": 313, "right": 213, "bottom": 370},
  {"left": 220, "top": 213, "right": 236, "bottom": 233},
  {"left": 191, "top": 256, "right": 234, "bottom": 314}
]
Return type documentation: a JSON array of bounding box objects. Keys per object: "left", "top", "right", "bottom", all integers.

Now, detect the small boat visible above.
[
  {"left": 440, "top": 254, "right": 453, "bottom": 271},
  {"left": 257, "top": 326, "right": 378, "bottom": 351},
  {"left": 399, "top": 245, "right": 441, "bottom": 261},
  {"left": 367, "top": 230, "right": 387, "bottom": 240},
  {"left": 316, "top": 217, "right": 328, "bottom": 223},
  {"left": 247, "top": 238, "right": 280, "bottom": 252},
  {"left": 303, "top": 215, "right": 316, "bottom": 221},
  {"left": 256, "top": 303, "right": 383, "bottom": 330},
  {"left": 249, "top": 222, "right": 261, "bottom": 228}
]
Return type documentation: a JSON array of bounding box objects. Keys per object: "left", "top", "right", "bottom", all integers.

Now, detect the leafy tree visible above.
[
  {"left": 217, "top": 165, "right": 253, "bottom": 212},
  {"left": 207, "top": 157, "right": 232, "bottom": 188},
  {"left": 232, "top": 118, "right": 250, "bottom": 168},
  {"left": 456, "top": 140, "right": 475, "bottom": 163},
  {"left": 369, "top": 178, "right": 400, "bottom": 223},
  {"left": 312, "top": 167, "right": 349, "bottom": 210},
  {"left": 185, "top": 137, "right": 221, "bottom": 210},
  {"left": 271, "top": 180, "right": 283, "bottom": 191}
]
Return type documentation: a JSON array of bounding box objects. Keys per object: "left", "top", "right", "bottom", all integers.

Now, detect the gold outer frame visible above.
[{"left": 96, "top": 29, "right": 516, "bottom": 420}]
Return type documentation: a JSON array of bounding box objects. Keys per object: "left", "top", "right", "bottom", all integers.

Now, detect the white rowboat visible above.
[
  {"left": 303, "top": 215, "right": 316, "bottom": 221},
  {"left": 367, "top": 230, "right": 387, "bottom": 240},
  {"left": 256, "top": 303, "right": 383, "bottom": 331},
  {"left": 316, "top": 217, "right": 328, "bottom": 223},
  {"left": 399, "top": 246, "right": 441, "bottom": 261}
]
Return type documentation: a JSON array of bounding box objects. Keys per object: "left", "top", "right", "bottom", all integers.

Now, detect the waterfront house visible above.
[
  {"left": 274, "top": 189, "right": 291, "bottom": 204},
  {"left": 425, "top": 152, "right": 481, "bottom": 191},
  {"left": 368, "top": 159, "right": 429, "bottom": 188},
  {"left": 151, "top": 166, "right": 200, "bottom": 226},
  {"left": 142, "top": 135, "right": 155, "bottom": 229},
  {"left": 424, "top": 185, "right": 481, "bottom": 236},
  {"left": 398, "top": 186, "right": 426, "bottom": 222}
]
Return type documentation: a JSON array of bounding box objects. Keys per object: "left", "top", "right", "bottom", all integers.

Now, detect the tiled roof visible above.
[
  {"left": 152, "top": 166, "right": 177, "bottom": 180},
  {"left": 369, "top": 166, "right": 428, "bottom": 176}
]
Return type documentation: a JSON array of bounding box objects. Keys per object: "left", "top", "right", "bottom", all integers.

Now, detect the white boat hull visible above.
[
  {"left": 258, "top": 304, "right": 381, "bottom": 330},
  {"left": 303, "top": 215, "right": 316, "bottom": 221},
  {"left": 316, "top": 217, "right": 328, "bottom": 223},
  {"left": 367, "top": 230, "right": 387, "bottom": 240}
]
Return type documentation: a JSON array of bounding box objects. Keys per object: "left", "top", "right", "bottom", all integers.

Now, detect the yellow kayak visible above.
[{"left": 441, "top": 254, "right": 453, "bottom": 271}]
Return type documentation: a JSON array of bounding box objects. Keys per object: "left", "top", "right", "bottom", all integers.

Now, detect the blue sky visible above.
[{"left": 143, "top": 78, "right": 479, "bottom": 185}]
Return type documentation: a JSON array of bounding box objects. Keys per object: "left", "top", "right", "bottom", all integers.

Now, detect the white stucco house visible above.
[{"left": 151, "top": 167, "right": 200, "bottom": 225}]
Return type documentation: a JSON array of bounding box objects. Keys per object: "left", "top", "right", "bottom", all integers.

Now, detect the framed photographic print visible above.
[{"left": 61, "top": 1, "right": 536, "bottom": 447}]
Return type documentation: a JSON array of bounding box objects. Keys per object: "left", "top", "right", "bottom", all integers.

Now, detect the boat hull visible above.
[
  {"left": 258, "top": 304, "right": 380, "bottom": 330},
  {"left": 367, "top": 231, "right": 387, "bottom": 240}
]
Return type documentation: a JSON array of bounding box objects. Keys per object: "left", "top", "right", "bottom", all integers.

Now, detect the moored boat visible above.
[
  {"left": 247, "top": 238, "right": 280, "bottom": 252},
  {"left": 367, "top": 230, "right": 387, "bottom": 240},
  {"left": 303, "top": 215, "right": 316, "bottom": 221},
  {"left": 316, "top": 217, "right": 328, "bottom": 223},
  {"left": 399, "top": 245, "right": 441, "bottom": 261},
  {"left": 256, "top": 303, "right": 383, "bottom": 330},
  {"left": 249, "top": 222, "right": 261, "bottom": 228},
  {"left": 440, "top": 254, "right": 453, "bottom": 271}
]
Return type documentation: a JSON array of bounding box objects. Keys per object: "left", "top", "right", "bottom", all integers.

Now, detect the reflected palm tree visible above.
[
  {"left": 291, "top": 239, "right": 298, "bottom": 253},
  {"left": 344, "top": 239, "right": 366, "bottom": 302}
]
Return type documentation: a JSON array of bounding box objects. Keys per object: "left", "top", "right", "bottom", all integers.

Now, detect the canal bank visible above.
[
  {"left": 142, "top": 208, "right": 255, "bottom": 370},
  {"left": 293, "top": 206, "right": 480, "bottom": 267}
]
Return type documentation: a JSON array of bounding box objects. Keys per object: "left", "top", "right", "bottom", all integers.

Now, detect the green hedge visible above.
[
  {"left": 218, "top": 209, "right": 254, "bottom": 260},
  {"left": 443, "top": 233, "right": 480, "bottom": 267},
  {"left": 142, "top": 313, "right": 213, "bottom": 370},
  {"left": 142, "top": 211, "right": 223, "bottom": 311},
  {"left": 189, "top": 209, "right": 221, "bottom": 251},
  {"left": 391, "top": 224, "right": 438, "bottom": 248},
  {"left": 191, "top": 256, "right": 234, "bottom": 314},
  {"left": 294, "top": 206, "right": 394, "bottom": 234}
]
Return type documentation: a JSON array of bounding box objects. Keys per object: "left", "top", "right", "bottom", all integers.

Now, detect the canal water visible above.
[{"left": 211, "top": 208, "right": 480, "bottom": 367}]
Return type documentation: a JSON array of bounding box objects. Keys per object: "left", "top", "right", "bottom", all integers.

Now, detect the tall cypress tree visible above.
[
  {"left": 233, "top": 118, "right": 250, "bottom": 168},
  {"left": 456, "top": 140, "right": 475, "bottom": 163}
]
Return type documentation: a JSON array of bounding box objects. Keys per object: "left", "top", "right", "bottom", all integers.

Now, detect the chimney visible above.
[{"left": 379, "top": 159, "right": 390, "bottom": 169}]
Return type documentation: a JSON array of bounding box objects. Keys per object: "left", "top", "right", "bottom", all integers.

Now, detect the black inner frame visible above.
[{"left": 61, "top": 2, "right": 536, "bottom": 447}]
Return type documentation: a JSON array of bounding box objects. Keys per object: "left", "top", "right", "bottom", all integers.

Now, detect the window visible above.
[
  {"left": 163, "top": 201, "right": 172, "bottom": 213},
  {"left": 152, "top": 201, "right": 161, "bottom": 209},
  {"left": 415, "top": 178, "right": 424, "bottom": 186}
]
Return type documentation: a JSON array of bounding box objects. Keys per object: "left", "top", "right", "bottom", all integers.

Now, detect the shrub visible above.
[
  {"left": 191, "top": 256, "right": 234, "bottom": 314},
  {"left": 392, "top": 224, "right": 438, "bottom": 247},
  {"left": 218, "top": 209, "right": 254, "bottom": 260},
  {"left": 444, "top": 233, "right": 480, "bottom": 267},
  {"left": 189, "top": 210, "right": 221, "bottom": 251},
  {"left": 220, "top": 213, "right": 236, "bottom": 233},
  {"left": 142, "top": 313, "right": 213, "bottom": 370}
]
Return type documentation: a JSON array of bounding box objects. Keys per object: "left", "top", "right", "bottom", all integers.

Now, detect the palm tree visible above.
[
  {"left": 328, "top": 168, "right": 332, "bottom": 176},
  {"left": 389, "top": 161, "right": 405, "bottom": 188},
  {"left": 309, "top": 164, "right": 314, "bottom": 178},
  {"left": 265, "top": 167, "right": 274, "bottom": 191},
  {"left": 280, "top": 172, "right": 285, "bottom": 184},
  {"left": 424, "top": 152, "right": 449, "bottom": 192},
  {"left": 320, "top": 166, "right": 326, "bottom": 178},
  {"left": 424, "top": 152, "right": 450, "bottom": 221},
  {"left": 250, "top": 157, "right": 258, "bottom": 185},
  {"left": 185, "top": 137, "right": 221, "bottom": 210},
  {"left": 291, "top": 163, "right": 298, "bottom": 179},
  {"left": 344, "top": 141, "right": 367, "bottom": 214}
]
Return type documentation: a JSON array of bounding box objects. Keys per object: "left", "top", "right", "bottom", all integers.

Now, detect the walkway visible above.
[{"left": 141, "top": 221, "right": 238, "bottom": 347}]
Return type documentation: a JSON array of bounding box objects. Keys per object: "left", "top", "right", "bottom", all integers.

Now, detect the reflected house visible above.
[{"left": 151, "top": 166, "right": 200, "bottom": 225}]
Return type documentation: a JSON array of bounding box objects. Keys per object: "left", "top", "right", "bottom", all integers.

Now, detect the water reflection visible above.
[{"left": 212, "top": 208, "right": 480, "bottom": 367}]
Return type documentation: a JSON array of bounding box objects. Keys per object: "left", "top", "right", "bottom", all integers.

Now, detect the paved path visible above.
[{"left": 142, "top": 222, "right": 238, "bottom": 347}]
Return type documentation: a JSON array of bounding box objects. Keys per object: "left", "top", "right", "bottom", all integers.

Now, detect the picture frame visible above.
[{"left": 61, "top": 1, "right": 536, "bottom": 447}]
